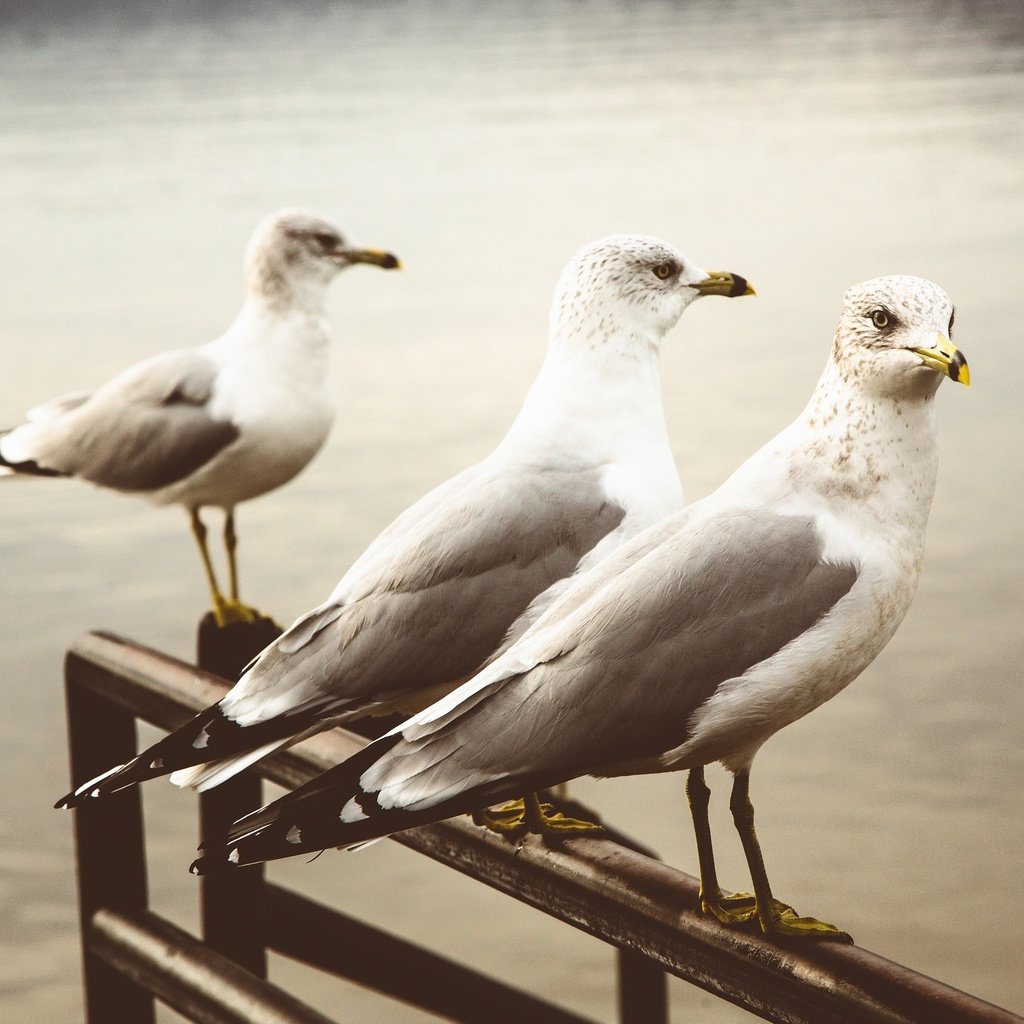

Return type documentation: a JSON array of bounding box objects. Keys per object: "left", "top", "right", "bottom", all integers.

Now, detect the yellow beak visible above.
[
  {"left": 339, "top": 247, "right": 401, "bottom": 270},
  {"left": 912, "top": 333, "right": 970, "bottom": 387},
  {"left": 692, "top": 270, "right": 756, "bottom": 298}
]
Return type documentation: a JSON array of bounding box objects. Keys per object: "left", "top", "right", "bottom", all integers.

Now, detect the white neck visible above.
[
  {"left": 721, "top": 357, "right": 940, "bottom": 545},
  {"left": 247, "top": 273, "right": 332, "bottom": 318},
  {"left": 205, "top": 291, "right": 335, "bottom": 380},
  {"left": 498, "top": 324, "right": 669, "bottom": 462}
]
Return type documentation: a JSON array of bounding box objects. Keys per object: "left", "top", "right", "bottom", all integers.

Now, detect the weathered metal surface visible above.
[
  {"left": 88, "top": 906, "right": 337, "bottom": 1024},
  {"left": 264, "top": 882, "right": 596, "bottom": 1024},
  {"left": 64, "top": 632, "right": 614, "bottom": 1024},
  {"left": 66, "top": 631, "right": 1024, "bottom": 1024}
]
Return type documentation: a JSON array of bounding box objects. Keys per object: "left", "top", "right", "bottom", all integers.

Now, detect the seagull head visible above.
[
  {"left": 245, "top": 208, "right": 400, "bottom": 309},
  {"left": 550, "top": 234, "right": 754, "bottom": 354},
  {"left": 833, "top": 275, "right": 969, "bottom": 399}
]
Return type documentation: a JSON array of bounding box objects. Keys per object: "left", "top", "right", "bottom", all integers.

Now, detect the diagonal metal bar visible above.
[
  {"left": 88, "top": 906, "right": 337, "bottom": 1024},
  {"left": 264, "top": 882, "right": 596, "bottom": 1024}
]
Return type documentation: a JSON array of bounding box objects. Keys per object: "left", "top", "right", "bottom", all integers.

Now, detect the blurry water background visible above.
[{"left": 1, "top": 1, "right": 1022, "bottom": 1020}]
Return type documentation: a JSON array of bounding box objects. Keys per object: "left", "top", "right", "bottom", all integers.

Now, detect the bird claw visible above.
[
  {"left": 472, "top": 800, "right": 529, "bottom": 835},
  {"left": 530, "top": 806, "right": 604, "bottom": 838},
  {"left": 765, "top": 903, "right": 853, "bottom": 943},
  {"left": 473, "top": 797, "right": 604, "bottom": 841},
  {"left": 700, "top": 888, "right": 762, "bottom": 925},
  {"left": 212, "top": 597, "right": 262, "bottom": 628},
  {"left": 700, "top": 888, "right": 852, "bottom": 942}
]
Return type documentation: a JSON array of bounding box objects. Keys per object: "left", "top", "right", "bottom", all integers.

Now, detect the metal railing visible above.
[{"left": 62, "top": 630, "right": 1023, "bottom": 1024}]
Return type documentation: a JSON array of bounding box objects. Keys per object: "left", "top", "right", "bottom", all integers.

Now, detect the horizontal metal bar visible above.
[
  {"left": 68, "top": 631, "right": 1024, "bottom": 1024},
  {"left": 88, "top": 905, "right": 337, "bottom": 1024},
  {"left": 264, "top": 881, "right": 595, "bottom": 1024}
]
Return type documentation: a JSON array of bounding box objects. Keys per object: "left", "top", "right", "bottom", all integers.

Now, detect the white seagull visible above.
[
  {"left": 204, "top": 275, "right": 969, "bottom": 944},
  {"left": 1, "top": 209, "right": 400, "bottom": 626},
  {"left": 56, "top": 234, "right": 753, "bottom": 811}
]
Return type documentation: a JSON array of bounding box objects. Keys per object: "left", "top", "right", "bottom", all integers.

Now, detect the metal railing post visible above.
[
  {"left": 617, "top": 948, "right": 668, "bottom": 1024},
  {"left": 199, "top": 775, "right": 269, "bottom": 977},
  {"left": 195, "top": 611, "right": 279, "bottom": 978},
  {"left": 64, "top": 650, "right": 155, "bottom": 1024}
]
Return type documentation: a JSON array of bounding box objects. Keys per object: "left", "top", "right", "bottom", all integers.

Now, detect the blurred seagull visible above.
[
  {"left": 0, "top": 209, "right": 400, "bottom": 626},
  {"left": 203, "top": 275, "right": 968, "bottom": 944},
  {"left": 56, "top": 234, "right": 754, "bottom": 810}
]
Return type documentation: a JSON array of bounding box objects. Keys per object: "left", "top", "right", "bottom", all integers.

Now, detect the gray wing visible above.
[
  {"left": 481, "top": 510, "right": 687, "bottom": 664},
  {"left": 1, "top": 350, "right": 239, "bottom": 491},
  {"left": 223, "top": 462, "right": 627, "bottom": 722},
  {"left": 26, "top": 390, "right": 92, "bottom": 422},
  {"left": 360, "top": 509, "right": 859, "bottom": 810}
]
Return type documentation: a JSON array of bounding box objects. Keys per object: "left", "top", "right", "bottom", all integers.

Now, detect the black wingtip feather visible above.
[
  {"left": 214, "top": 734, "right": 546, "bottom": 869},
  {"left": 0, "top": 448, "right": 67, "bottom": 477},
  {"left": 226, "top": 731, "right": 404, "bottom": 844},
  {"left": 215, "top": 731, "right": 463, "bottom": 867},
  {"left": 56, "top": 699, "right": 322, "bottom": 808}
]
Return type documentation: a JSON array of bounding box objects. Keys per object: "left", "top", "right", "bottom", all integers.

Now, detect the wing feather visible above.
[{"left": 0, "top": 350, "right": 239, "bottom": 490}]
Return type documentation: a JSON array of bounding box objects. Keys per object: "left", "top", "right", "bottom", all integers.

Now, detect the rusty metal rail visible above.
[{"left": 62, "top": 630, "right": 1023, "bottom": 1024}]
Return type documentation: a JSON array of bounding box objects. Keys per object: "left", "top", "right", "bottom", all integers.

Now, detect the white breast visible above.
[{"left": 149, "top": 308, "right": 336, "bottom": 509}]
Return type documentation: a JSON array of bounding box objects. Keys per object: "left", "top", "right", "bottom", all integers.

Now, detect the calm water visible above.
[{"left": 1, "top": 2, "right": 1022, "bottom": 1021}]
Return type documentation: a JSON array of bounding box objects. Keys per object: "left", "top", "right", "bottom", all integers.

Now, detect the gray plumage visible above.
[
  {"left": 239, "top": 463, "right": 625, "bottom": 719},
  {"left": 206, "top": 273, "right": 968, "bottom": 926},
  {"left": 355, "top": 510, "right": 858, "bottom": 809},
  {"left": 3, "top": 208, "right": 401, "bottom": 625},
  {"left": 56, "top": 233, "right": 754, "bottom": 805},
  {"left": 5, "top": 351, "right": 238, "bottom": 492}
]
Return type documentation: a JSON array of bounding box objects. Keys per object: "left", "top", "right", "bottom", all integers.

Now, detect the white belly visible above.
[{"left": 149, "top": 385, "right": 334, "bottom": 510}]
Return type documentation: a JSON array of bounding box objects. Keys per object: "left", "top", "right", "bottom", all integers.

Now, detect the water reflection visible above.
[{"left": 1, "top": 2, "right": 1022, "bottom": 1021}]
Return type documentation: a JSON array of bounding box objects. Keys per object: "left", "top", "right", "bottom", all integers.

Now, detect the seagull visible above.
[
  {"left": 202, "top": 275, "right": 968, "bottom": 944},
  {"left": 56, "top": 234, "right": 754, "bottom": 809},
  {"left": 1, "top": 209, "right": 400, "bottom": 627}
]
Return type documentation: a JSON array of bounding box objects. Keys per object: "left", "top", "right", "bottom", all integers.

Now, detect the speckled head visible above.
[
  {"left": 550, "top": 234, "right": 753, "bottom": 352},
  {"left": 832, "top": 275, "right": 969, "bottom": 399},
  {"left": 245, "top": 208, "right": 400, "bottom": 307}
]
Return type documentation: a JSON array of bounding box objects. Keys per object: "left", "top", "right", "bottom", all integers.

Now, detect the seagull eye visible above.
[
  {"left": 948, "top": 308, "right": 955, "bottom": 338},
  {"left": 314, "top": 232, "right": 342, "bottom": 252},
  {"left": 652, "top": 262, "right": 675, "bottom": 280},
  {"left": 869, "top": 309, "right": 890, "bottom": 329}
]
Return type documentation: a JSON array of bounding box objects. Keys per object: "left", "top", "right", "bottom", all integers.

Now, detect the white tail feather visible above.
[
  {"left": 73, "top": 761, "right": 129, "bottom": 800},
  {"left": 170, "top": 738, "right": 292, "bottom": 792},
  {"left": 347, "top": 837, "right": 385, "bottom": 852}
]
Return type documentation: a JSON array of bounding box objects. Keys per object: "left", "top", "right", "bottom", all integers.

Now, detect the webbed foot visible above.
[
  {"left": 473, "top": 793, "right": 604, "bottom": 840},
  {"left": 760, "top": 900, "right": 853, "bottom": 942},
  {"left": 701, "top": 888, "right": 851, "bottom": 942}
]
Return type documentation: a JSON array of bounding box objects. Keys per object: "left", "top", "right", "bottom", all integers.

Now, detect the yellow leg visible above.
[
  {"left": 224, "top": 510, "right": 242, "bottom": 602},
  {"left": 729, "top": 768, "right": 852, "bottom": 943},
  {"left": 474, "top": 791, "right": 603, "bottom": 839},
  {"left": 221, "top": 510, "right": 266, "bottom": 624},
  {"left": 190, "top": 510, "right": 228, "bottom": 621},
  {"left": 189, "top": 509, "right": 257, "bottom": 627}
]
